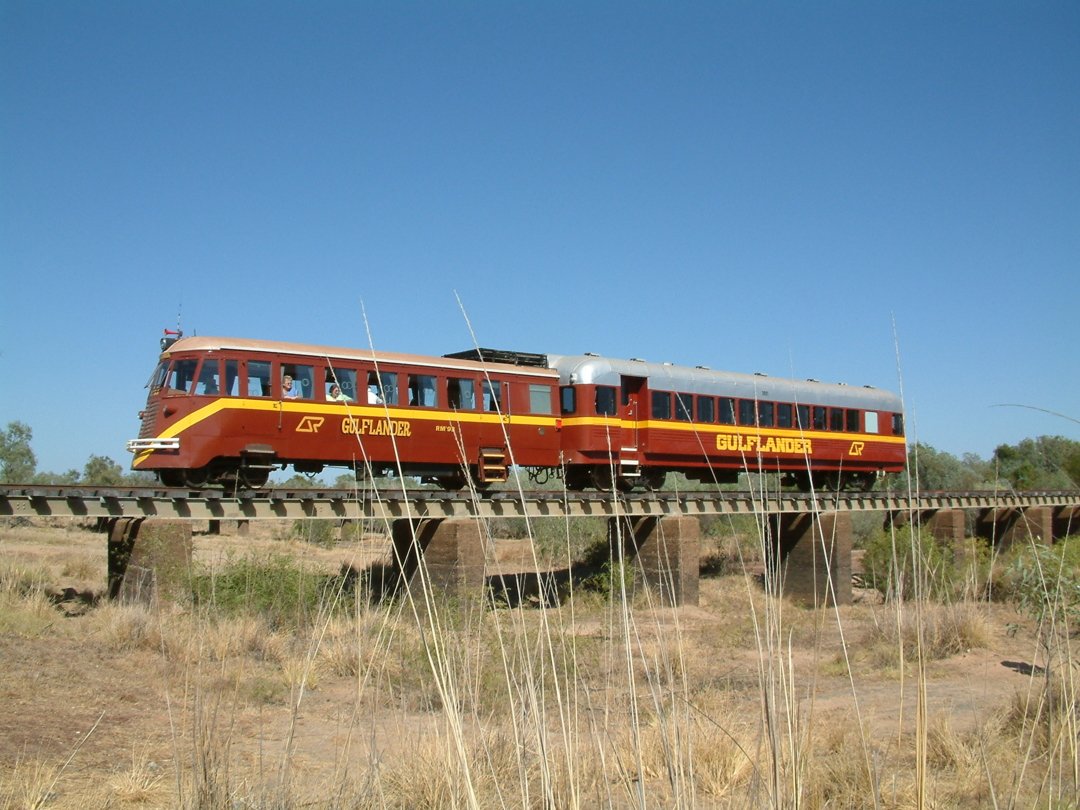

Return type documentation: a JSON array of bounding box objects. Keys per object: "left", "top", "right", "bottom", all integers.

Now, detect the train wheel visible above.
[
  {"left": 238, "top": 469, "right": 270, "bottom": 489},
  {"left": 812, "top": 472, "right": 841, "bottom": 492},
  {"left": 435, "top": 471, "right": 468, "bottom": 490},
  {"left": 851, "top": 472, "right": 876, "bottom": 492},
  {"left": 640, "top": 469, "right": 667, "bottom": 491},
  {"left": 159, "top": 470, "right": 184, "bottom": 488},
  {"left": 183, "top": 467, "right": 211, "bottom": 488},
  {"left": 589, "top": 465, "right": 617, "bottom": 491},
  {"left": 590, "top": 466, "right": 635, "bottom": 492}
]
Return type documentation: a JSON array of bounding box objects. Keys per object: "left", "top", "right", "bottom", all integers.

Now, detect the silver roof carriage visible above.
[{"left": 545, "top": 354, "right": 902, "bottom": 413}]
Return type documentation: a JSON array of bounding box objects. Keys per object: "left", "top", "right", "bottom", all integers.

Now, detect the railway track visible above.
[{"left": 2, "top": 484, "right": 1077, "bottom": 521}]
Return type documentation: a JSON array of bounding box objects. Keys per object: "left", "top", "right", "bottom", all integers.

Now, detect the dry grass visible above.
[
  {"left": 856, "top": 601, "right": 992, "bottom": 670},
  {"left": 1, "top": 513, "right": 1077, "bottom": 809}
]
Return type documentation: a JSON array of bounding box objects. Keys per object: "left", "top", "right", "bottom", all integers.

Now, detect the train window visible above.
[
  {"left": 829, "top": 408, "right": 844, "bottom": 431},
  {"left": 797, "top": 404, "right": 809, "bottom": 430},
  {"left": 528, "top": 384, "right": 553, "bottom": 414},
  {"left": 758, "top": 401, "right": 775, "bottom": 427},
  {"left": 595, "top": 386, "right": 617, "bottom": 416},
  {"left": 892, "top": 413, "right": 904, "bottom": 435},
  {"left": 247, "top": 360, "right": 271, "bottom": 397},
  {"left": 408, "top": 374, "right": 438, "bottom": 407},
  {"left": 652, "top": 391, "right": 672, "bottom": 419},
  {"left": 865, "top": 411, "right": 879, "bottom": 434},
  {"left": 675, "top": 393, "right": 693, "bottom": 421},
  {"left": 224, "top": 360, "right": 240, "bottom": 396},
  {"left": 846, "top": 409, "right": 860, "bottom": 432},
  {"left": 812, "top": 406, "right": 827, "bottom": 430},
  {"left": 281, "top": 363, "right": 314, "bottom": 399},
  {"left": 561, "top": 386, "right": 576, "bottom": 415},
  {"left": 777, "top": 403, "right": 793, "bottom": 428},
  {"left": 483, "top": 380, "right": 503, "bottom": 412},
  {"left": 697, "top": 396, "right": 715, "bottom": 423},
  {"left": 166, "top": 359, "right": 197, "bottom": 394},
  {"left": 448, "top": 378, "right": 477, "bottom": 410},
  {"left": 371, "top": 371, "right": 398, "bottom": 405},
  {"left": 738, "top": 399, "right": 756, "bottom": 426},
  {"left": 194, "top": 359, "right": 220, "bottom": 396},
  {"left": 325, "top": 368, "right": 358, "bottom": 402},
  {"left": 719, "top": 398, "right": 735, "bottom": 425},
  {"left": 147, "top": 361, "right": 169, "bottom": 391}
]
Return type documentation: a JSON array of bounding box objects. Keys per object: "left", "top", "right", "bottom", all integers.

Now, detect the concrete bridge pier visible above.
[
  {"left": 390, "top": 518, "right": 486, "bottom": 600},
  {"left": 976, "top": 506, "right": 1055, "bottom": 549},
  {"left": 885, "top": 508, "right": 967, "bottom": 545},
  {"left": 767, "top": 512, "right": 852, "bottom": 607},
  {"left": 607, "top": 515, "right": 700, "bottom": 606},
  {"left": 926, "top": 509, "right": 967, "bottom": 544},
  {"left": 106, "top": 517, "right": 193, "bottom": 605},
  {"left": 1052, "top": 505, "right": 1079, "bottom": 539}
]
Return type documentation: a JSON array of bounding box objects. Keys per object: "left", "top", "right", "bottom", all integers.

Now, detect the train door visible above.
[{"left": 620, "top": 376, "right": 647, "bottom": 479}]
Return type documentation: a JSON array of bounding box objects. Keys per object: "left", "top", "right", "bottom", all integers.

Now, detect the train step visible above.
[{"left": 479, "top": 447, "right": 508, "bottom": 483}]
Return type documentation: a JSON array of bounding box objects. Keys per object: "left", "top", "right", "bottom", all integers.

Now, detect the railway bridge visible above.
[{"left": 2, "top": 485, "right": 1078, "bottom": 608}]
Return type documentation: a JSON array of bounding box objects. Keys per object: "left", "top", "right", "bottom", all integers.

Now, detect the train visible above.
[{"left": 127, "top": 332, "right": 906, "bottom": 492}]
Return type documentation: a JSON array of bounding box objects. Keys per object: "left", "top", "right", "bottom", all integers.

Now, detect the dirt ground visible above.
[{"left": 0, "top": 519, "right": 1055, "bottom": 807}]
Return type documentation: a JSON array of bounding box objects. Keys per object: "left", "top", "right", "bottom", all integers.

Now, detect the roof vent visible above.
[
  {"left": 754, "top": 371, "right": 767, "bottom": 377},
  {"left": 695, "top": 365, "right": 709, "bottom": 370},
  {"left": 806, "top": 378, "right": 820, "bottom": 383},
  {"left": 630, "top": 357, "right": 646, "bottom": 362},
  {"left": 584, "top": 352, "right": 598, "bottom": 357}
]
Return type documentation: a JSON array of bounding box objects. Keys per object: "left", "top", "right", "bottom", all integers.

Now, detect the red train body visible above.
[{"left": 128, "top": 335, "right": 906, "bottom": 491}]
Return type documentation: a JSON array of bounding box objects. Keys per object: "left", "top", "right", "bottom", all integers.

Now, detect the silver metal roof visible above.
[{"left": 546, "top": 354, "right": 902, "bottom": 411}]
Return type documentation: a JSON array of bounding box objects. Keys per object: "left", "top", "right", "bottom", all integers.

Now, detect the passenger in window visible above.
[
  {"left": 282, "top": 375, "right": 301, "bottom": 399},
  {"left": 328, "top": 384, "right": 353, "bottom": 403},
  {"left": 367, "top": 372, "right": 384, "bottom": 404}
]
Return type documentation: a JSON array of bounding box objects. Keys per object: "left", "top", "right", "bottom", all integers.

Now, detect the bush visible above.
[
  {"left": 861, "top": 525, "right": 956, "bottom": 601},
  {"left": 191, "top": 552, "right": 348, "bottom": 630},
  {"left": 999, "top": 535, "right": 1080, "bottom": 629},
  {"left": 291, "top": 519, "right": 337, "bottom": 547}
]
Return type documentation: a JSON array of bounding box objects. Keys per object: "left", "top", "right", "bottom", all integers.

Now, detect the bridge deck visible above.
[{"left": 2, "top": 485, "right": 1077, "bottom": 521}]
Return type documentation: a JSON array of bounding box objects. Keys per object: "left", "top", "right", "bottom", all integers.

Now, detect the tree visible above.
[
  {"left": 0, "top": 421, "right": 36, "bottom": 483},
  {"left": 993, "top": 436, "right": 1079, "bottom": 490},
  {"left": 82, "top": 455, "right": 125, "bottom": 486},
  {"left": 905, "top": 443, "right": 988, "bottom": 491},
  {"left": 1065, "top": 445, "right": 1080, "bottom": 487}
]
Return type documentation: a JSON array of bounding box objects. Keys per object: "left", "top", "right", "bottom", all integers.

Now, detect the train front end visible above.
[{"left": 126, "top": 330, "right": 216, "bottom": 487}]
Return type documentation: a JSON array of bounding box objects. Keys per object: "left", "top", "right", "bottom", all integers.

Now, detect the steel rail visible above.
[{"left": 1, "top": 485, "right": 1077, "bottom": 521}]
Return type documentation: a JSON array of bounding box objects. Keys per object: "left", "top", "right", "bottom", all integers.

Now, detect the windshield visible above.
[
  {"left": 146, "top": 360, "right": 169, "bottom": 390},
  {"left": 165, "top": 359, "right": 198, "bottom": 394}
]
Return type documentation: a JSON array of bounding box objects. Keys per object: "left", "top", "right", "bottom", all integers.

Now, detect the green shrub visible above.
[
  {"left": 580, "top": 558, "right": 635, "bottom": 600},
  {"left": 999, "top": 535, "right": 1080, "bottom": 628},
  {"left": 861, "top": 525, "right": 956, "bottom": 601},
  {"left": 291, "top": 519, "right": 337, "bottom": 547},
  {"left": 191, "top": 552, "right": 346, "bottom": 630}
]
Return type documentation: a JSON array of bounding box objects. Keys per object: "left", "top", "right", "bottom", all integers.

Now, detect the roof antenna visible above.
[{"left": 161, "top": 302, "right": 184, "bottom": 351}]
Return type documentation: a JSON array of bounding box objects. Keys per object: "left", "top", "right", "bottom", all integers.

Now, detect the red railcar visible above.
[
  {"left": 548, "top": 354, "right": 906, "bottom": 491},
  {"left": 129, "top": 336, "right": 906, "bottom": 491},
  {"left": 128, "top": 336, "right": 562, "bottom": 488}
]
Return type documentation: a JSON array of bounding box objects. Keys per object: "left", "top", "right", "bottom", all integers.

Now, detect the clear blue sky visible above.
[{"left": 2, "top": 1, "right": 1077, "bottom": 476}]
